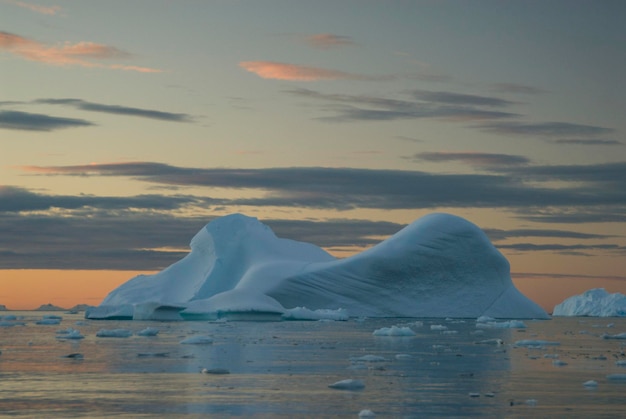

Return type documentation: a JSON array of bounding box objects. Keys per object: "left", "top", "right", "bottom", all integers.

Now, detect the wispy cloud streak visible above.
[
  {"left": 0, "top": 31, "right": 162, "bottom": 72},
  {"left": 304, "top": 33, "right": 355, "bottom": 49},
  {"left": 0, "top": 110, "right": 93, "bottom": 131},
  {"left": 4, "top": 0, "right": 61, "bottom": 15},
  {"left": 240, "top": 61, "right": 379, "bottom": 81}
]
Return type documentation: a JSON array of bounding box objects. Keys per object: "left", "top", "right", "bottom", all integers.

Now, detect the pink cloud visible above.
[
  {"left": 0, "top": 31, "right": 162, "bottom": 73},
  {"left": 239, "top": 61, "right": 365, "bottom": 81},
  {"left": 305, "top": 33, "right": 354, "bottom": 49},
  {"left": 5, "top": 0, "right": 61, "bottom": 15}
]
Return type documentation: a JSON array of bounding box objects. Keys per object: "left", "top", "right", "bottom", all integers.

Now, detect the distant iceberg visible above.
[
  {"left": 553, "top": 288, "right": 626, "bottom": 317},
  {"left": 86, "top": 213, "right": 548, "bottom": 321}
]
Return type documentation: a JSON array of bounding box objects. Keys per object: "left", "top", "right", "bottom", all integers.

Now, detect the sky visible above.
[{"left": 1, "top": 0, "right": 625, "bottom": 312}]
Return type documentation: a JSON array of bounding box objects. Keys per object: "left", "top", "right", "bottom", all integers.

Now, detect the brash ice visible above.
[{"left": 86, "top": 213, "right": 548, "bottom": 320}]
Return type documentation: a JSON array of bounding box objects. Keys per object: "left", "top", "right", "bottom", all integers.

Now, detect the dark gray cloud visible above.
[
  {"left": 0, "top": 110, "right": 94, "bottom": 131},
  {"left": 0, "top": 211, "right": 405, "bottom": 269},
  {"left": 409, "top": 151, "right": 530, "bottom": 167},
  {"left": 477, "top": 121, "right": 614, "bottom": 138},
  {"left": 411, "top": 90, "right": 518, "bottom": 107},
  {"left": 484, "top": 228, "right": 615, "bottom": 242},
  {"left": 21, "top": 162, "right": 626, "bottom": 210},
  {"left": 515, "top": 208, "right": 626, "bottom": 224},
  {"left": 285, "top": 88, "right": 519, "bottom": 122},
  {"left": 0, "top": 185, "right": 214, "bottom": 213},
  {"left": 489, "top": 83, "right": 548, "bottom": 95},
  {"left": 35, "top": 98, "right": 193, "bottom": 122},
  {"left": 496, "top": 242, "right": 623, "bottom": 255},
  {"left": 553, "top": 138, "right": 623, "bottom": 146}
]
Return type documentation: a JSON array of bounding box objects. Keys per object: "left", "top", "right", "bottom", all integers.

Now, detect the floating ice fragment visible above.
[
  {"left": 543, "top": 354, "right": 559, "bottom": 359},
  {"left": 430, "top": 324, "right": 447, "bottom": 331},
  {"left": 201, "top": 368, "right": 230, "bottom": 374},
  {"left": 476, "top": 316, "right": 495, "bottom": 323},
  {"left": 474, "top": 338, "right": 504, "bottom": 345},
  {"left": 56, "top": 328, "right": 84, "bottom": 339},
  {"left": 328, "top": 379, "right": 365, "bottom": 390},
  {"left": 96, "top": 328, "right": 132, "bottom": 338},
  {"left": 61, "top": 353, "right": 84, "bottom": 359},
  {"left": 476, "top": 320, "right": 526, "bottom": 329},
  {"left": 606, "top": 374, "right": 626, "bottom": 381},
  {"left": 358, "top": 409, "right": 376, "bottom": 417},
  {"left": 36, "top": 318, "right": 61, "bottom": 325},
  {"left": 615, "top": 360, "right": 626, "bottom": 367},
  {"left": 603, "top": 333, "right": 626, "bottom": 340},
  {"left": 583, "top": 380, "right": 598, "bottom": 388},
  {"left": 351, "top": 355, "right": 387, "bottom": 362},
  {"left": 395, "top": 354, "right": 412, "bottom": 360},
  {"left": 180, "top": 335, "right": 213, "bottom": 344},
  {"left": 525, "top": 399, "right": 538, "bottom": 406},
  {"left": 484, "top": 392, "right": 496, "bottom": 397},
  {"left": 372, "top": 326, "right": 416, "bottom": 336},
  {"left": 469, "top": 392, "right": 480, "bottom": 398},
  {"left": 137, "top": 352, "right": 169, "bottom": 358},
  {"left": 552, "top": 359, "right": 568, "bottom": 367},
  {"left": 136, "top": 327, "right": 159, "bottom": 336},
  {"left": 514, "top": 340, "right": 560, "bottom": 347},
  {"left": 282, "top": 307, "right": 349, "bottom": 321}
]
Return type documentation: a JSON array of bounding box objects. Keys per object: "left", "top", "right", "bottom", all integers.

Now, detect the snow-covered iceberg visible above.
[
  {"left": 553, "top": 288, "right": 626, "bottom": 317},
  {"left": 86, "top": 213, "right": 548, "bottom": 320}
]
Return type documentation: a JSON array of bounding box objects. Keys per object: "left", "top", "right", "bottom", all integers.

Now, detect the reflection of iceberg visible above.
[
  {"left": 553, "top": 288, "right": 626, "bottom": 317},
  {"left": 86, "top": 213, "right": 547, "bottom": 320}
]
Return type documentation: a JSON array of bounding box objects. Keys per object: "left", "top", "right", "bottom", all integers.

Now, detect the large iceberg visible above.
[
  {"left": 86, "top": 213, "right": 548, "bottom": 320},
  {"left": 553, "top": 288, "right": 626, "bottom": 317}
]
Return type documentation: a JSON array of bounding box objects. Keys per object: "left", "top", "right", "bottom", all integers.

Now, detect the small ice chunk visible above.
[
  {"left": 552, "top": 359, "right": 568, "bottom": 367},
  {"left": 514, "top": 340, "right": 560, "bottom": 347},
  {"left": 282, "top": 307, "right": 349, "bottom": 321},
  {"left": 137, "top": 352, "right": 169, "bottom": 358},
  {"left": 476, "top": 320, "right": 526, "bottom": 329},
  {"left": 328, "top": 379, "right": 365, "bottom": 390},
  {"left": 180, "top": 335, "right": 213, "bottom": 344},
  {"left": 603, "top": 333, "right": 626, "bottom": 340},
  {"left": 476, "top": 315, "right": 495, "bottom": 323},
  {"left": 395, "top": 354, "right": 412, "bottom": 360},
  {"left": 36, "top": 318, "right": 61, "bottom": 325},
  {"left": 351, "top": 355, "right": 387, "bottom": 362},
  {"left": 468, "top": 392, "right": 480, "bottom": 398},
  {"left": 475, "top": 338, "right": 504, "bottom": 345},
  {"left": 57, "top": 328, "right": 84, "bottom": 339},
  {"left": 136, "top": 327, "right": 159, "bottom": 336},
  {"left": 201, "top": 368, "right": 230, "bottom": 374},
  {"left": 615, "top": 360, "right": 626, "bottom": 367},
  {"left": 61, "top": 353, "right": 84, "bottom": 359},
  {"left": 525, "top": 399, "right": 538, "bottom": 406},
  {"left": 543, "top": 354, "right": 559, "bottom": 359},
  {"left": 583, "top": 380, "right": 598, "bottom": 388},
  {"left": 372, "top": 326, "right": 416, "bottom": 336},
  {"left": 430, "top": 324, "right": 447, "bottom": 331},
  {"left": 607, "top": 374, "right": 626, "bottom": 381},
  {"left": 96, "top": 328, "right": 132, "bottom": 338},
  {"left": 358, "top": 409, "right": 376, "bottom": 418}
]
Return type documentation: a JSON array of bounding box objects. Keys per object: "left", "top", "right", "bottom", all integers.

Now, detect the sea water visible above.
[{"left": 1, "top": 312, "right": 625, "bottom": 418}]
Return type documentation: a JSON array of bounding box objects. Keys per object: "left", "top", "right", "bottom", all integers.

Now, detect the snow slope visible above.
[
  {"left": 553, "top": 288, "right": 626, "bottom": 317},
  {"left": 86, "top": 213, "right": 548, "bottom": 320}
]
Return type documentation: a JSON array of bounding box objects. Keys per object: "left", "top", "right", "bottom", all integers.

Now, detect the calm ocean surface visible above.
[{"left": 1, "top": 312, "right": 625, "bottom": 418}]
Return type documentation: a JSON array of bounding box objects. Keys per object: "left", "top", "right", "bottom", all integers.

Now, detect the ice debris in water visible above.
[
  {"left": 583, "top": 380, "right": 598, "bottom": 388},
  {"left": 328, "top": 379, "right": 365, "bottom": 390},
  {"left": 476, "top": 320, "right": 526, "bottom": 329},
  {"left": 603, "top": 332, "right": 626, "bottom": 340},
  {"left": 200, "top": 368, "right": 230, "bottom": 374},
  {"left": 430, "top": 324, "right": 448, "bottom": 331},
  {"left": 474, "top": 338, "right": 504, "bottom": 345},
  {"left": 180, "top": 335, "right": 213, "bottom": 345},
  {"left": 36, "top": 318, "right": 61, "bottom": 325},
  {"left": 351, "top": 355, "right": 387, "bottom": 363},
  {"left": 372, "top": 325, "right": 416, "bottom": 336},
  {"left": 358, "top": 409, "right": 376, "bottom": 417},
  {"left": 56, "top": 328, "right": 84, "bottom": 339},
  {"left": 96, "top": 328, "right": 133, "bottom": 338},
  {"left": 514, "top": 340, "right": 560, "bottom": 347},
  {"left": 282, "top": 307, "right": 349, "bottom": 321},
  {"left": 136, "top": 327, "right": 159, "bottom": 336}
]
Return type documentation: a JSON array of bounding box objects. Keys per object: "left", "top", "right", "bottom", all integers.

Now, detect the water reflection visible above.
[{"left": 1, "top": 313, "right": 626, "bottom": 417}]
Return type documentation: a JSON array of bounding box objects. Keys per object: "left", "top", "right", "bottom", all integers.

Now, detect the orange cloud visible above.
[
  {"left": 5, "top": 0, "right": 61, "bottom": 15},
  {"left": 239, "top": 61, "right": 364, "bottom": 81},
  {"left": 305, "top": 33, "right": 354, "bottom": 49},
  {"left": 0, "top": 31, "right": 162, "bottom": 73}
]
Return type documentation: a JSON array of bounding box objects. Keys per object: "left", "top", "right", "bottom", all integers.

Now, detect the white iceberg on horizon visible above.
[
  {"left": 85, "top": 213, "right": 547, "bottom": 321},
  {"left": 553, "top": 288, "right": 626, "bottom": 317}
]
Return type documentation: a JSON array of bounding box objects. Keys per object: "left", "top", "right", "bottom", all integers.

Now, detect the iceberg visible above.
[
  {"left": 86, "top": 213, "right": 548, "bottom": 320},
  {"left": 552, "top": 288, "right": 626, "bottom": 317}
]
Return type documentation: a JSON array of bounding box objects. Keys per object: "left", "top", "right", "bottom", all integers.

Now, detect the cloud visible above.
[
  {"left": 304, "top": 33, "right": 355, "bottom": 49},
  {"left": 35, "top": 98, "right": 193, "bottom": 122},
  {"left": 240, "top": 61, "right": 376, "bottom": 81},
  {"left": 412, "top": 90, "right": 518, "bottom": 107},
  {"left": 409, "top": 151, "right": 531, "bottom": 167},
  {"left": 0, "top": 110, "right": 94, "bottom": 131},
  {"left": 19, "top": 161, "right": 626, "bottom": 210},
  {"left": 0, "top": 208, "right": 405, "bottom": 269},
  {"left": 4, "top": 0, "right": 61, "bottom": 15},
  {"left": 553, "top": 138, "right": 623, "bottom": 146},
  {"left": 496, "top": 242, "right": 623, "bottom": 255},
  {"left": 0, "top": 31, "right": 162, "bottom": 72},
  {"left": 285, "top": 88, "right": 518, "bottom": 122},
  {"left": 489, "top": 83, "right": 547, "bottom": 95},
  {"left": 477, "top": 121, "right": 614, "bottom": 138},
  {"left": 484, "top": 228, "right": 614, "bottom": 242}
]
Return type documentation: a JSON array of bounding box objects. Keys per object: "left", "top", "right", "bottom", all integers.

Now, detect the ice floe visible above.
[
  {"left": 553, "top": 288, "right": 626, "bottom": 317},
  {"left": 180, "top": 335, "right": 213, "bottom": 345},
  {"left": 372, "top": 326, "right": 416, "bottom": 336},
  {"left": 96, "top": 328, "right": 133, "bottom": 338},
  {"left": 328, "top": 379, "right": 365, "bottom": 390}
]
